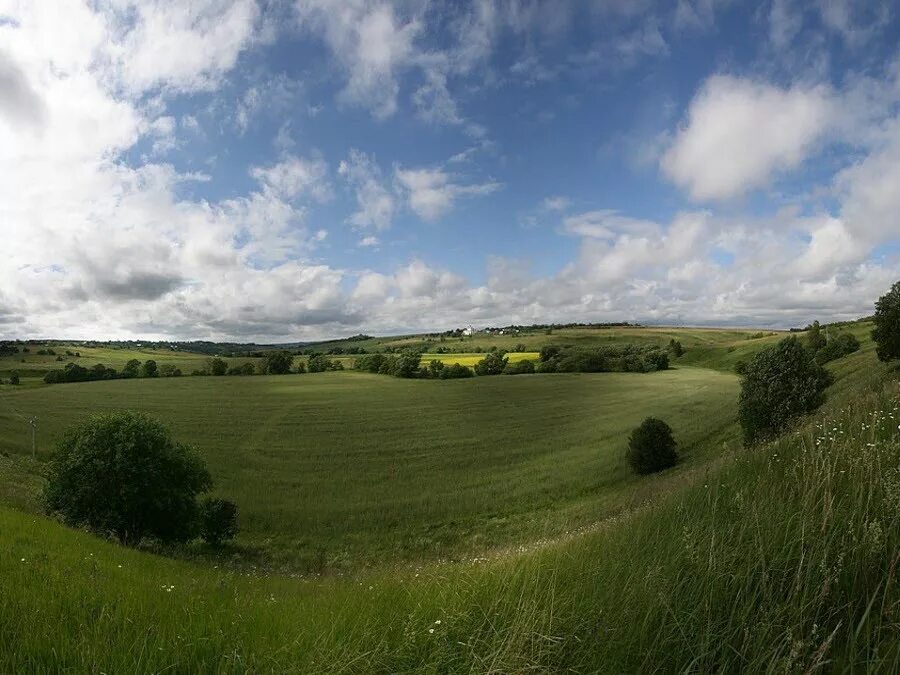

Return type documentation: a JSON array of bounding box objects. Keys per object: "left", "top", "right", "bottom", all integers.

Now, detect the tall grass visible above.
[{"left": 2, "top": 382, "right": 897, "bottom": 672}]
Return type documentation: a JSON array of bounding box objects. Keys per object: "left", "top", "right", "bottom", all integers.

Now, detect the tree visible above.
[
  {"left": 626, "top": 417, "right": 678, "bottom": 475},
  {"left": 263, "top": 351, "right": 293, "bottom": 375},
  {"left": 505, "top": 359, "right": 535, "bottom": 375},
  {"left": 141, "top": 359, "right": 158, "bottom": 378},
  {"left": 806, "top": 320, "right": 827, "bottom": 352},
  {"left": 199, "top": 497, "right": 239, "bottom": 546},
  {"left": 474, "top": 351, "right": 508, "bottom": 375},
  {"left": 668, "top": 339, "right": 684, "bottom": 357},
  {"left": 815, "top": 332, "right": 861, "bottom": 365},
  {"left": 539, "top": 345, "right": 561, "bottom": 362},
  {"left": 122, "top": 359, "right": 141, "bottom": 378},
  {"left": 872, "top": 281, "right": 900, "bottom": 362},
  {"left": 43, "top": 412, "right": 212, "bottom": 545},
  {"left": 159, "top": 364, "right": 181, "bottom": 377},
  {"left": 9, "top": 371, "right": 19, "bottom": 385},
  {"left": 739, "top": 337, "right": 833, "bottom": 446},
  {"left": 208, "top": 357, "right": 227, "bottom": 376},
  {"left": 427, "top": 359, "right": 446, "bottom": 378},
  {"left": 295, "top": 362, "right": 306, "bottom": 374}
]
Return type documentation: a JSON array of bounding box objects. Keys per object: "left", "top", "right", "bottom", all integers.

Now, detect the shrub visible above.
[
  {"left": 199, "top": 497, "right": 239, "bottom": 546},
  {"left": 815, "top": 333, "right": 861, "bottom": 365},
  {"left": 9, "top": 371, "right": 19, "bottom": 385},
  {"left": 141, "top": 360, "right": 158, "bottom": 378},
  {"left": 427, "top": 359, "right": 446, "bottom": 378},
  {"left": 308, "top": 354, "right": 342, "bottom": 373},
  {"left": 668, "top": 339, "right": 684, "bottom": 357},
  {"left": 159, "top": 364, "right": 181, "bottom": 377},
  {"left": 539, "top": 345, "right": 561, "bottom": 362},
  {"left": 295, "top": 362, "right": 306, "bottom": 374},
  {"left": 263, "top": 351, "right": 293, "bottom": 375},
  {"left": 626, "top": 417, "right": 678, "bottom": 475},
  {"left": 439, "top": 363, "right": 473, "bottom": 379},
  {"left": 122, "top": 359, "right": 141, "bottom": 378},
  {"left": 806, "top": 320, "right": 827, "bottom": 352},
  {"left": 505, "top": 359, "right": 535, "bottom": 375},
  {"left": 43, "top": 412, "right": 212, "bottom": 545},
  {"left": 474, "top": 351, "right": 508, "bottom": 376},
  {"left": 734, "top": 360, "right": 748, "bottom": 375},
  {"left": 738, "top": 337, "right": 833, "bottom": 446},
  {"left": 872, "top": 281, "right": 900, "bottom": 362},
  {"left": 208, "top": 357, "right": 228, "bottom": 377}
]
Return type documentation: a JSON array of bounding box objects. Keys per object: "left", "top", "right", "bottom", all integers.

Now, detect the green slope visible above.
[{"left": 1, "top": 362, "right": 897, "bottom": 672}]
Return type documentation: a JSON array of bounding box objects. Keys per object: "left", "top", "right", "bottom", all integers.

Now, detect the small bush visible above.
[
  {"left": 872, "top": 280, "right": 900, "bottom": 362},
  {"left": 9, "top": 371, "right": 19, "bottom": 385},
  {"left": 208, "top": 358, "right": 228, "bottom": 376},
  {"left": 199, "top": 497, "right": 239, "bottom": 546},
  {"left": 44, "top": 412, "right": 212, "bottom": 545},
  {"left": 439, "top": 363, "right": 473, "bottom": 379},
  {"left": 474, "top": 351, "right": 508, "bottom": 375},
  {"left": 626, "top": 417, "right": 678, "bottom": 475},
  {"left": 815, "top": 333, "right": 861, "bottom": 364},
  {"left": 739, "top": 337, "right": 832, "bottom": 446},
  {"left": 505, "top": 359, "right": 535, "bottom": 375}
]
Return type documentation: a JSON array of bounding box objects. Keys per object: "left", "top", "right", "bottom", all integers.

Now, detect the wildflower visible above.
[
  {"left": 428, "top": 628, "right": 435, "bottom": 634},
  {"left": 434, "top": 620, "right": 441, "bottom": 625}
]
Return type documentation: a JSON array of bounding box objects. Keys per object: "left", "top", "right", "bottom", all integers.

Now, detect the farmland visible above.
[
  {"left": 1, "top": 328, "right": 897, "bottom": 671},
  {"left": 1, "top": 364, "right": 739, "bottom": 571}
]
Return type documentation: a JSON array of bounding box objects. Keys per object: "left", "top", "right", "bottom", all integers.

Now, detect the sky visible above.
[{"left": 2, "top": 0, "right": 900, "bottom": 342}]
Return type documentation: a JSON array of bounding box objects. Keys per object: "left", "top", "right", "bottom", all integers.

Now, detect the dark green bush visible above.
[
  {"left": 439, "top": 363, "right": 473, "bottom": 379},
  {"left": 208, "top": 357, "right": 228, "bottom": 376},
  {"left": 9, "top": 371, "right": 19, "bottom": 385},
  {"left": 738, "top": 337, "right": 833, "bottom": 446},
  {"left": 44, "top": 412, "right": 212, "bottom": 545},
  {"left": 199, "top": 497, "right": 239, "bottom": 546},
  {"left": 872, "top": 281, "right": 900, "bottom": 362},
  {"left": 474, "top": 351, "right": 508, "bottom": 375},
  {"left": 626, "top": 417, "right": 678, "bottom": 475},
  {"left": 505, "top": 359, "right": 535, "bottom": 375},
  {"left": 815, "top": 333, "right": 860, "bottom": 364}
]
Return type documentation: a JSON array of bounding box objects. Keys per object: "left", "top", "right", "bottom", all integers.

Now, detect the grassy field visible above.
[
  {"left": 0, "top": 366, "right": 739, "bottom": 571},
  {"left": 1, "top": 366, "right": 896, "bottom": 672},
  {"left": 0, "top": 343, "right": 260, "bottom": 380}
]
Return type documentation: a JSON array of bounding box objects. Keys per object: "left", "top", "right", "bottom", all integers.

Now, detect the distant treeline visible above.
[{"left": 355, "top": 342, "right": 675, "bottom": 380}]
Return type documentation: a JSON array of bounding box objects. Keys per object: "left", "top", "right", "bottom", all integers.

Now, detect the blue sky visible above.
[{"left": 2, "top": 1, "right": 900, "bottom": 340}]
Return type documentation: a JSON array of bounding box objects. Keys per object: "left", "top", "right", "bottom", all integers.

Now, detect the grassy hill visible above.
[
  {"left": 1, "top": 332, "right": 897, "bottom": 671},
  {"left": 1, "top": 367, "right": 739, "bottom": 571}
]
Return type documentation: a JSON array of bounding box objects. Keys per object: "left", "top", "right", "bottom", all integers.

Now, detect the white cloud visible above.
[
  {"left": 250, "top": 155, "right": 331, "bottom": 202},
  {"left": 661, "top": 75, "right": 834, "bottom": 201},
  {"left": 542, "top": 196, "right": 571, "bottom": 212},
  {"left": 395, "top": 166, "right": 500, "bottom": 221},
  {"left": 562, "top": 210, "right": 660, "bottom": 239},
  {"left": 338, "top": 150, "right": 395, "bottom": 231},
  {"left": 295, "top": 0, "right": 421, "bottom": 118}
]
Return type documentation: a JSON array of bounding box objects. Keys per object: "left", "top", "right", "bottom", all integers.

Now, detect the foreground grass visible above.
[
  {"left": 2, "top": 381, "right": 897, "bottom": 672},
  {"left": 0, "top": 367, "right": 738, "bottom": 571}
]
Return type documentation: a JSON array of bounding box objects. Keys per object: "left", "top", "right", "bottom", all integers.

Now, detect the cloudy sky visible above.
[{"left": 2, "top": 1, "right": 899, "bottom": 341}]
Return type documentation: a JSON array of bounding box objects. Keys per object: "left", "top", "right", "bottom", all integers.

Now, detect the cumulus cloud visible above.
[
  {"left": 250, "top": 155, "right": 331, "bottom": 202},
  {"left": 395, "top": 166, "right": 500, "bottom": 221},
  {"left": 661, "top": 75, "right": 834, "bottom": 201},
  {"left": 338, "top": 150, "right": 395, "bottom": 230}
]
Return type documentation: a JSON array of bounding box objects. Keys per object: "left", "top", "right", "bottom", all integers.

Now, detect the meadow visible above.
[
  {"left": 1, "top": 361, "right": 896, "bottom": 672},
  {"left": 1, "top": 366, "right": 739, "bottom": 571},
  {"left": 1, "top": 320, "right": 894, "bottom": 672}
]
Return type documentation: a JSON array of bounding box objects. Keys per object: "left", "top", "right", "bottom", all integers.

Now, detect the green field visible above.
[
  {"left": 2, "top": 321, "right": 896, "bottom": 671},
  {"left": 1, "top": 354, "right": 896, "bottom": 672},
  {"left": 1, "top": 366, "right": 739, "bottom": 570}
]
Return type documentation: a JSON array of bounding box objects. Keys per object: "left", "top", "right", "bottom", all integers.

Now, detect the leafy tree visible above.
[
  {"left": 668, "top": 339, "right": 684, "bottom": 357},
  {"left": 122, "top": 359, "right": 141, "bottom": 378},
  {"left": 392, "top": 351, "right": 422, "bottom": 378},
  {"left": 141, "top": 359, "right": 158, "bottom": 378},
  {"left": 734, "top": 360, "right": 748, "bottom": 376},
  {"left": 9, "top": 371, "right": 19, "bottom": 385},
  {"left": 474, "top": 351, "right": 508, "bottom": 375},
  {"left": 263, "top": 351, "right": 293, "bottom": 375},
  {"left": 199, "top": 497, "right": 239, "bottom": 546},
  {"left": 505, "top": 359, "right": 535, "bottom": 375},
  {"left": 806, "top": 320, "right": 827, "bottom": 352},
  {"left": 439, "top": 363, "right": 473, "bottom": 379},
  {"left": 208, "top": 357, "right": 227, "bottom": 377},
  {"left": 308, "top": 354, "right": 341, "bottom": 373},
  {"left": 539, "top": 345, "right": 561, "bottom": 362},
  {"left": 626, "top": 417, "right": 678, "bottom": 475},
  {"left": 815, "top": 332, "right": 861, "bottom": 365},
  {"left": 159, "top": 364, "right": 181, "bottom": 377},
  {"left": 44, "top": 412, "right": 212, "bottom": 545},
  {"left": 427, "top": 359, "right": 446, "bottom": 378},
  {"left": 295, "top": 362, "right": 306, "bottom": 374},
  {"left": 739, "top": 337, "right": 833, "bottom": 446},
  {"left": 872, "top": 281, "right": 900, "bottom": 362}
]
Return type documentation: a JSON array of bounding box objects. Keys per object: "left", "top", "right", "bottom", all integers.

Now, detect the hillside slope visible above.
[{"left": 1, "top": 331, "right": 897, "bottom": 672}]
